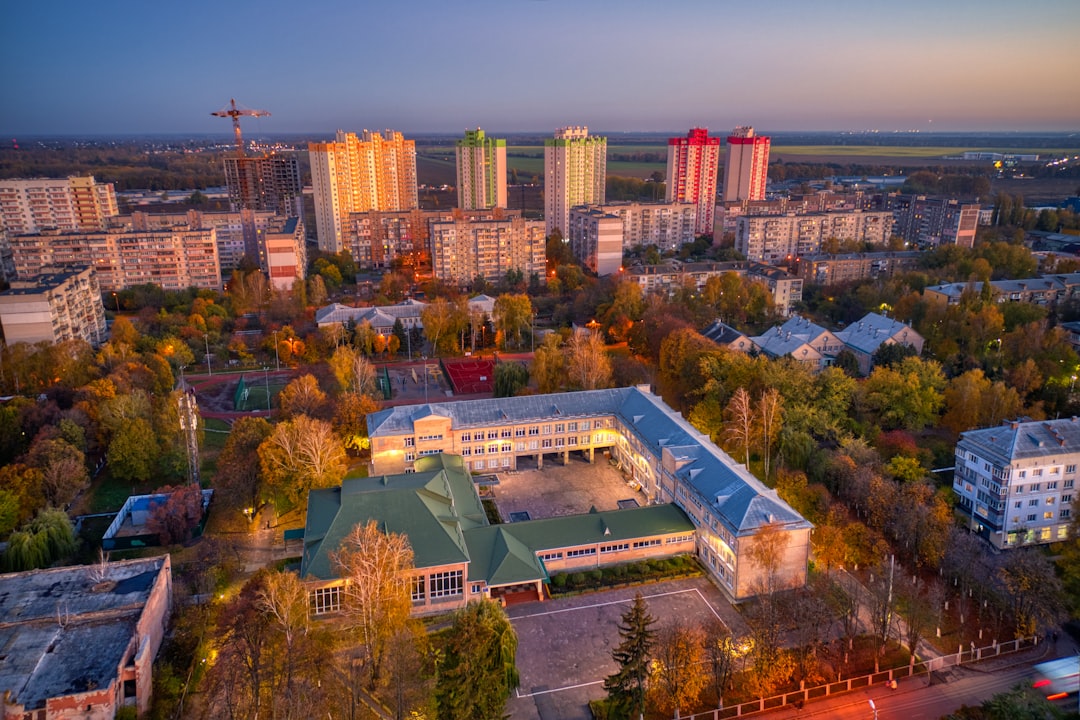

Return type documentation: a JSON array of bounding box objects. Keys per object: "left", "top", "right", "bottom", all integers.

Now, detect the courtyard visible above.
[{"left": 488, "top": 454, "right": 646, "bottom": 522}]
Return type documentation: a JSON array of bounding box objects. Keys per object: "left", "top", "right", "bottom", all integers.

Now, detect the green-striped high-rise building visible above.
[{"left": 455, "top": 128, "right": 507, "bottom": 210}]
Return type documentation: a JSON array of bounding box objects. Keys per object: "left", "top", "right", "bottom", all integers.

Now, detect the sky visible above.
[{"left": 2, "top": 0, "right": 1079, "bottom": 137}]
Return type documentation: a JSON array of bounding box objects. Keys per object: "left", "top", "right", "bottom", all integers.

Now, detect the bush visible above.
[
  {"left": 552, "top": 573, "right": 568, "bottom": 588},
  {"left": 570, "top": 572, "right": 586, "bottom": 586},
  {"left": 588, "top": 569, "right": 603, "bottom": 584}
]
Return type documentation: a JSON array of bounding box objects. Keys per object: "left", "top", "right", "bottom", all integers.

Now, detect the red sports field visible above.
[{"left": 442, "top": 357, "right": 496, "bottom": 394}]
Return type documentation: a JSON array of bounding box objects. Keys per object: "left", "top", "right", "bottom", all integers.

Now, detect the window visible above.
[
  {"left": 1029, "top": 499, "right": 1039, "bottom": 507},
  {"left": 418, "top": 449, "right": 442, "bottom": 456},
  {"left": 667, "top": 534, "right": 695, "bottom": 544},
  {"left": 461, "top": 447, "right": 471, "bottom": 456},
  {"left": 1063, "top": 509, "right": 1072, "bottom": 518},
  {"left": 418, "top": 434, "right": 443, "bottom": 442},
  {"left": 540, "top": 551, "right": 563, "bottom": 561},
  {"left": 411, "top": 576, "right": 426, "bottom": 602},
  {"left": 594, "top": 420, "right": 604, "bottom": 429},
  {"left": 1015, "top": 501, "right": 1023, "bottom": 509},
  {"left": 1031, "top": 483, "right": 1041, "bottom": 492},
  {"left": 516, "top": 442, "right": 525, "bottom": 451},
  {"left": 568, "top": 422, "right": 578, "bottom": 431},
  {"left": 311, "top": 586, "right": 341, "bottom": 615},
  {"left": 1015, "top": 485, "right": 1024, "bottom": 494},
  {"left": 501, "top": 429, "right": 512, "bottom": 438},
  {"left": 1033, "top": 469, "right": 1043, "bottom": 477},
  {"left": 404, "top": 437, "right": 415, "bottom": 447},
  {"left": 555, "top": 438, "right": 565, "bottom": 448},
  {"left": 460, "top": 432, "right": 471, "bottom": 443},
  {"left": 501, "top": 457, "right": 511, "bottom": 467},
  {"left": 1048, "top": 481, "right": 1058, "bottom": 489},
  {"left": 1063, "top": 494, "right": 1073, "bottom": 503},
  {"left": 600, "top": 543, "right": 629, "bottom": 553},
  {"left": 1019, "top": 471, "right": 1027, "bottom": 478},
  {"left": 542, "top": 425, "right": 552, "bottom": 435},
  {"left": 488, "top": 444, "right": 499, "bottom": 454},
  {"left": 501, "top": 443, "right": 512, "bottom": 453},
  {"left": 471, "top": 583, "right": 484, "bottom": 594},
  {"left": 568, "top": 437, "right": 577, "bottom": 446},
  {"left": 429, "top": 570, "right": 463, "bottom": 598},
  {"left": 555, "top": 423, "right": 565, "bottom": 433},
  {"left": 529, "top": 426, "right": 539, "bottom": 436},
  {"left": 1067, "top": 465, "right": 1076, "bottom": 474},
  {"left": 515, "top": 428, "right": 525, "bottom": 437},
  {"left": 566, "top": 547, "right": 597, "bottom": 557},
  {"left": 542, "top": 439, "right": 552, "bottom": 448},
  {"left": 1066, "top": 479, "right": 1075, "bottom": 489},
  {"left": 1027, "top": 514, "right": 1037, "bottom": 522},
  {"left": 405, "top": 452, "right": 415, "bottom": 462},
  {"left": 487, "top": 430, "right": 498, "bottom": 440},
  {"left": 1044, "top": 512, "right": 1054, "bottom": 520},
  {"left": 474, "top": 445, "right": 484, "bottom": 455},
  {"left": 529, "top": 440, "right": 539, "bottom": 450},
  {"left": 633, "top": 539, "right": 663, "bottom": 549},
  {"left": 1047, "top": 497, "right": 1056, "bottom": 505}
]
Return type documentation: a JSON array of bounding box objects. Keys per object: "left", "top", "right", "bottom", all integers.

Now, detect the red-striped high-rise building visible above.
[
  {"left": 665, "top": 128, "right": 721, "bottom": 236},
  {"left": 722, "top": 126, "right": 770, "bottom": 203}
]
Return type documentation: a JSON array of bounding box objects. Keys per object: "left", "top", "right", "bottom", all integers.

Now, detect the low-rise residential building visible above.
[
  {"left": 793, "top": 251, "right": 922, "bottom": 285},
  {"left": 624, "top": 260, "right": 803, "bottom": 316},
  {"left": 314, "top": 296, "right": 495, "bottom": 335},
  {"left": 924, "top": 274, "right": 1080, "bottom": 308},
  {"left": 953, "top": 417, "right": 1077, "bottom": 549},
  {"left": 567, "top": 208, "right": 623, "bottom": 276},
  {"left": 700, "top": 320, "right": 756, "bottom": 353},
  {"left": 365, "top": 386, "right": 812, "bottom": 601},
  {"left": 300, "top": 454, "right": 698, "bottom": 614},
  {"left": 835, "top": 312, "right": 924, "bottom": 375},
  {"left": 0, "top": 266, "right": 107, "bottom": 346},
  {"left": 0, "top": 556, "right": 172, "bottom": 720},
  {"left": 264, "top": 216, "right": 306, "bottom": 291},
  {"left": 750, "top": 315, "right": 846, "bottom": 370}
]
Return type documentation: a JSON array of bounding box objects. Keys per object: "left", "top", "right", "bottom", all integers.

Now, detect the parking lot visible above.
[
  {"left": 505, "top": 577, "right": 750, "bottom": 720},
  {"left": 491, "top": 455, "right": 645, "bottom": 521}
]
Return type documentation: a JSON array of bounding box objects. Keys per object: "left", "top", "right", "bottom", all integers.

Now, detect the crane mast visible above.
[{"left": 211, "top": 98, "right": 270, "bottom": 157}]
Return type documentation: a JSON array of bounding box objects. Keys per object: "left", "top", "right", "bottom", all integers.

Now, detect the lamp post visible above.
[
  {"left": 111, "top": 292, "right": 120, "bottom": 313},
  {"left": 204, "top": 334, "right": 212, "bottom": 376},
  {"left": 263, "top": 366, "right": 271, "bottom": 412},
  {"left": 531, "top": 312, "right": 536, "bottom": 353},
  {"left": 272, "top": 330, "right": 280, "bottom": 371}
]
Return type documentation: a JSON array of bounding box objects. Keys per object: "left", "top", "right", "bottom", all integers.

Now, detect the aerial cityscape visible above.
[{"left": 1, "top": 2, "right": 1080, "bottom": 720}]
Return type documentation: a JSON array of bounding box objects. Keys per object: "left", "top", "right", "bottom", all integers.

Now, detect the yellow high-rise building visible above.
[{"left": 309, "top": 130, "right": 418, "bottom": 253}]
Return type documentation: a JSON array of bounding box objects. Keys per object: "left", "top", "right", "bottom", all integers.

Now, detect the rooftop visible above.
[{"left": 958, "top": 416, "right": 1080, "bottom": 465}]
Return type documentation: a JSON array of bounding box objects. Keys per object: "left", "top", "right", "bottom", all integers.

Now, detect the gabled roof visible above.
[
  {"left": 301, "top": 454, "right": 485, "bottom": 580},
  {"left": 835, "top": 312, "right": 921, "bottom": 355},
  {"left": 701, "top": 320, "right": 750, "bottom": 348},
  {"left": 463, "top": 526, "right": 548, "bottom": 587},
  {"left": 750, "top": 329, "right": 823, "bottom": 362}
]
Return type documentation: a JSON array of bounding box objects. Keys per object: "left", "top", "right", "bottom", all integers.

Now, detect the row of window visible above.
[
  {"left": 458, "top": 420, "right": 611, "bottom": 444},
  {"left": 411, "top": 570, "right": 464, "bottom": 602},
  {"left": 1013, "top": 509, "right": 1071, "bottom": 523}
]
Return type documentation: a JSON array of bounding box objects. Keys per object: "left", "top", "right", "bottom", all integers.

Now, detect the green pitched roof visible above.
[
  {"left": 463, "top": 526, "right": 548, "bottom": 587},
  {"left": 500, "top": 504, "right": 694, "bottom": 553}
]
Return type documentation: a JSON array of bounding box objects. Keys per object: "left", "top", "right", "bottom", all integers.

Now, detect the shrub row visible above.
[{"left": 548, "top": 554, "right": 701, "bottom": 595}]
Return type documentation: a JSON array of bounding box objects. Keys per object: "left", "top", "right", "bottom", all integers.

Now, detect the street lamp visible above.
[
  {"left": 272, "top": 330, "right": 280, "bottom": 371},
  {"left": 263, "top": 366, "right": 271, "bottom": 412},
  {"left": 204, "top": 334, "right": 212, "bottom": 376},
  {"left": 111, "top": 292, "right": 120, "bottom": 313}
]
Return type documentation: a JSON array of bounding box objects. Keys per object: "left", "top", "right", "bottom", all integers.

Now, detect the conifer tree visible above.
[{"left": 604, "top": 593, "right": 656, "bottom": 720}]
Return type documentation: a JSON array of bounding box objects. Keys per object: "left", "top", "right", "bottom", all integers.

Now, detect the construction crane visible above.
[{"left": 211, "top": 98, "right": 270, "bottom": 157}]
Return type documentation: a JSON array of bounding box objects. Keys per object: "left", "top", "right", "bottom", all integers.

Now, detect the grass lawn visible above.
[
  {"left": 87, "top": 471, "right": 159, "bottom": 514},
  {"left": 237, "top": 380, "right": 286, "bottom": 412}
]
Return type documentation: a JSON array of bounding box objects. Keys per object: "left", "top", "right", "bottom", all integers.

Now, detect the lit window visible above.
[
  {"left": 429, "top": 570, "right": 463, "bottom": 598},
  {"left": 310, "top": 586, "right": 341, "bottom": 615}
]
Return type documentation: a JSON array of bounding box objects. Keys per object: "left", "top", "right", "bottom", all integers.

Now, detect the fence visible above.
[{"left": 680, "top": 636, "right": 1037, "bottom": 719}]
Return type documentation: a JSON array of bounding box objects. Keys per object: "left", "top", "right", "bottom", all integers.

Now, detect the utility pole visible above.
[
  {"left": 204, "top": 334, "right": 212, "bottom": 376},
  {"left": 272, "top": 330, "right": 280, "bottom": 371},
  {"left": 263, "top": 367, "right": 271, "bottom": 412}
]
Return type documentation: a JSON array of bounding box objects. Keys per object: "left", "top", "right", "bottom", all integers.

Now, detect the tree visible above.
[
  {"left": 333, "top": 392, "right": 380, "bottom": 453},
  {"left": 24, "top": 436, "right": 88, "bottom": 509},
  {"left": 566, "top": 328, "right": 612, "bottom": 390},
  {"left": 758, "top": 388, "right": 782, "bottom": 481},
  {"left": 329, "top": 346, "right": 378, "bottom": 397},
  {"left": 723, "top": 387, "right": 754, "bottom": 465},
  {"left": 107, "top": 417, "right": 158, "bottom": 482},
  {"left": 277, "top": 374, "right": 329, "bottom": 419},
  {"left": 530, "top": 333, "right": 565, "bottom": 394},
  {"left": 421, "top": 297, "right": 468, "bottom": 356},
  {"left": 703, "top": 620, "right": 740, "bottom": 710},
  {"left": 860, "top": 357, "right": 945, "bottom": 431},
  {"left": 435, "top": 600, "right": 519, "bottom": 720},
  {"left": 492, "top": 293, "right": 532, "bottom": 349},
  {"left": 332, "top": 520, "right": 415, "bottom": 688},
  {"left": 258, "top": 416, "right": 347, "bottom": 506},
  {"left": 493, "top": 362, "right": 529, "bottom": 398},
  {"left": 215, "top": 417, "right": 273, "bottom": 518},
  {"left": 146, "top": 483, "right": 204, "bottom": 545},
  {"left": 2, "top": 508, "right": 76, "bottom": 571},
  {"left": 648, "top": 621, "right": 706, "bottom": 719},
  {"left": 995, "top": 549, "right": 1066, "bottom": 637},
  {"left": 942, "top": 369, "right": 1023, "bottom": 434},
  {"left": 604, "top": 593, "right": 656, "bottom": 720}
]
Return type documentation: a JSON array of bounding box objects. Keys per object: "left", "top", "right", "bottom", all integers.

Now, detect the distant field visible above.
[{"left": 770, "top": 145, "right": 1070, "bottom": 158}]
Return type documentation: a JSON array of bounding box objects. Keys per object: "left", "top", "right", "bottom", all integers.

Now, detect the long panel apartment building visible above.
[
  {"left": 735, "top": 210, "right": 895, "bottom": 263},
  {"left": 7, "top": 225, "right": 221, "bottom": 291},
  {"left": 0, "top": 266, "right": 107, "bottom": 346},
  {"left": 0, "top": 176, "right": 118, "bottom": 235},
  {"left": 430, "top": 215, "right": 545, "bottom": 285},
  {"left": 366, "top": 386, "right": 811, "bottom": 601},
  {"left": 953, "top": 417, "right": 1077, "bottom": 549}
]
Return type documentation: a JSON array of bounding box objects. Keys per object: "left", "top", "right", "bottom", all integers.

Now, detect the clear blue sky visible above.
[{"left": 3, "top": 0, "right": 1078, "bottom": 136}]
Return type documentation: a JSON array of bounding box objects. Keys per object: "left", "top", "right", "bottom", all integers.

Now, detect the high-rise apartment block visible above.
[
  {"left": 887, "top": 194, "right": 980, "bottom": 248},
  {"left": 455, "top": 129, "right": 507, "bottom": 210},
  {"left": 0, "top": 176, "right": 118, "bottom": 235},
  {"left": 666, "top": 128, "right": 721, "bottom": 236},
  {"left": 0, "top": 266, "right": 107, "bottom": 346},
  {"left": 722, "top": 126, "right": 770, "bottom": 203},
  {"left": 7, "top": 225, "right": 220, "bottom": 291},
  {"left": 430, "top": 214, "right": 545, "bottom": 285},
  {"left": 223, "top": 152, "right": 303, "bottom": 217},
  {"left": 544, "top": 127, "right": 606, "bottom": 236},
  {"left": 309, "top": 130, "right": 419, "bottom": 253}
]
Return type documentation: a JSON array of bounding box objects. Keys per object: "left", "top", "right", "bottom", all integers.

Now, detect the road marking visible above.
[
  {"left": 511, "top": 586, "right": 702, "bottom": 620},
  {"left": 516, "top": 680, "right": 604, "bottom": 699}
]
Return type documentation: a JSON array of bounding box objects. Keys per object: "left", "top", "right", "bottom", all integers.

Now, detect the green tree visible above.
[
  {"left": 861, "top": 357, "right": 945, "bottom": 431},
  {"left": 530, "top": 333, "right": 565, "bottom": 394},
  {"left": 566, "top": 328, "right": 612, "bottom": 390},
  {"left": 492, "top": 293, "right": 533, "bottom": 349},
  {"left": 436, "top": 600, "right": 519, "bottom": 720},
  {"left": 215, "top": 417, "right": 273, "bottom": 518},
  {"left": 604, "top": 593, "right": 656, "bottom": 720},
  {"left": 2, "top": 508, "right": 76, "bottom": 571},
  {"left": 107, "top": 417, "right": 158, "bottom": 482},
  {"left": 493, "top": 362, "right": 529, "bottom": 398},
  {"left": 258, "top": 416, "right": 347, "bottom": 507}
]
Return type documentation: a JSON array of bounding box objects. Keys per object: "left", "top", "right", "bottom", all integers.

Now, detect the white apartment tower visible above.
[
  {"left": 309, "top": 130, "right": 418, "bottom": 253},
  {"left": 544, "top": 126, "right": 607, "bottom": 237},
  {"left": 456, "top": 129, "right": 507, "bottom": 210}
]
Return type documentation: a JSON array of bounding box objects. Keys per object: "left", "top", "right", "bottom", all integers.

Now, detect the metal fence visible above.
[{"left": 679, "top": 636, "right": 1037, "bottom": 719}]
